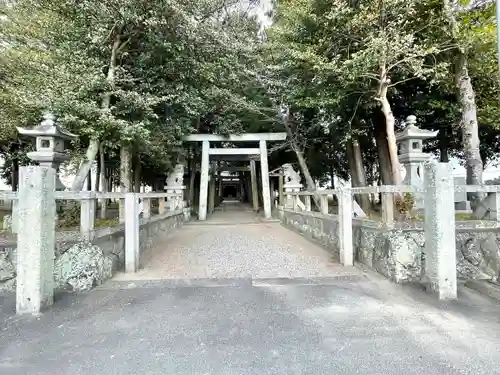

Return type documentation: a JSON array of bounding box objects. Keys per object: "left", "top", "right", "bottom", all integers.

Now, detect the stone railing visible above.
[
  {"left": 2, "top": 166, "right": 189, "bottom": 314},
  {"left": 279, "top": 162, "right": 500, "bottom": 301}
]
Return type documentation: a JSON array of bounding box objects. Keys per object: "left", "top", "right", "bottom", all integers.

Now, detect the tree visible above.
[
  {"left": 440, "top": 0, "right": 495, "bottom": 204},
  {"left": 2, "top": 0, "right": 277, "bottom": 192}
]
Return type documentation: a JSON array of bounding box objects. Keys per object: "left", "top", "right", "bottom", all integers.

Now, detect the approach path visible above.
[{"left": 114, "top": 201, "right": 361, "bottom": 281}]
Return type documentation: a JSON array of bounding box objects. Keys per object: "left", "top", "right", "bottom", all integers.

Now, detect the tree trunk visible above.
[
  {"left": 443, "top": 0, "right": 484, "bottom": 205},
  {"left": 374, "top": 115, "right": 392, "bottom": 185},
  {"left": 86, "top": 169, "right": 92, "bottom": 191},
  {"left": 188, "top": 155, "right": 196, "bottom": 207},
  {"left": 119, "top": 146, "right": 132, "bottom": 221},
  {"left": 456, "top": 51, "right": 484, "bottom": 205},
  {"left": 71, "top": 31, "right": 122, "bottom": 191},
  {"left": 95, "top": 150, "right": 101, "bottom": 192},
  {"left": 71, "top": 139, "right": 99, "bottom": 191},
  {"left": 12, "top": 158, "right": 19, "bottom": 192},
  {"left": 120, "top": 146, "right": 132, "bottom": 192},
  {"left": 99, "top": 144, "right": 107, "bottom": 219},
  {"left": 133, "top": 154, "right": 141, "bottom": 193},
  {"left": 378, "top": 79, "right": 401, "bottom": 185},
  {"left": 283, "top": 111, "right": 316, "bottom": 191},
  {"left": 347, "top": 138, "right": 370, "bottom": 211},
  {"left": 439, "top": 145, "right": 449, "bottom": 163},
  {"left": 329, "top": 166, "right": 335, "bottom": 189},
  {"left": 108, "top": 173, "right": 114, "bottom": 193}
]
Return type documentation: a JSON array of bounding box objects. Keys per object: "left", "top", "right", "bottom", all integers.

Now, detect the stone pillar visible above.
[
  {"left": 259, "top": 140, "right": 271, "bottom": 219},
  {"left": 423, "top": 162, "right": 457, "bottom": 300},
  {"left": 125, "top": 193, "right": 139, "bottom": 273},
  {"left": 250, "top": 159, "right": 259, "bottom": 212},
  {"left": 198, "top": 140, "right": 209, "bottom": 220},
  {"left": 142, "top": 198, "right": 151, "bottom": 219},
  {"left": 337, "top": 188, "right": 353, "bottom": 266},
  {"left": 278, "top": 175, "right": 284, "bottom": 207},
  {"left": 16, "top": 166, "right": 56, "bottom": 315}
]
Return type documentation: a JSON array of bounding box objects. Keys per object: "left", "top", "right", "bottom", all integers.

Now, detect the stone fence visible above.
[
  {"left": 1, "top": 166, "right": 189, "bottom": 315},
  {"left": 279, "top": 162, "right": 500, "bottom": 301}
]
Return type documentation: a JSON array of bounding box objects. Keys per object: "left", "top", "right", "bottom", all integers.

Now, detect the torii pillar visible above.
[
  {"left": 199, "top": 140, "right": 210, "bottom": 220},
  {"left": 259, "top": 140, "right": 271, "bottom": 219},
  {"left": 250, "top": 159, "right": 259, "bottom": 212},
  {"left": 182, "top": 133, "right": 286, "bottom": 221}
]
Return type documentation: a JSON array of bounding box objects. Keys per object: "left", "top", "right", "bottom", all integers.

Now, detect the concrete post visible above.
[
  {"left": 319, "top": 195, "right": 329, "bottom": 215},
  {"left": 198, "top": 140, "right": 209, "bottom": 220},
  {"left": 337, "top": 188, "right": 353, "bottom": 266},
  {"left": 423, "top": 162, "right": 457, "bottom": 300},
  {"left": 304, "top": 195, "right": 311, "bottom": 212},
  {"left": 250, "top": 159, "right": 259, "bottom": 212},
  {"left": 16, "top": 166, "right": 56, "bottom": 315},
  {"left": 125, "top": 193, "right": 139, "bottom": 273},
  {"left": 142, "top": 198, "right": 151, "bottom": 219},
  {"left": 292, "top": 194, "right": 298, "bottom": 212},
  {"left": 80, "top": 194, "right": 96, "bottom": 241},
  {"left": 11, "top": 199, "right": 19, "bottom": 234},
  {"left": 381, "top": 193, "right": 394, "bottom": 228},
  {"left": 158, "top": 197, "right": 166, "bottom": 214},
  {"left": 259, "top": 140, "right": 271, "bottom": 219},
  {"left": 119, "top": 199, "right": 125, "bottom": 223}
]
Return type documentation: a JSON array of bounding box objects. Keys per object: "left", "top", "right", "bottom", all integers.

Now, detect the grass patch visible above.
[{"left": 95, "top": 218, "right": 119, "bottom": 228}]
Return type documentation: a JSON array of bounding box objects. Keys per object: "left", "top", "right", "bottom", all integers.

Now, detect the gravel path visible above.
[{"left": 114, "top": 217, "right": 361, "bottom": 281}]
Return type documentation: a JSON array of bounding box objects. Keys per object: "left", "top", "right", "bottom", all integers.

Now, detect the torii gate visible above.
[{"left": 183, "top": 133, "right": 287, "bottom": 220}]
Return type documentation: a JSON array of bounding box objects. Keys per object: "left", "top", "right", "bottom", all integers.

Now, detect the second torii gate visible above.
[{"left": 183, "top": 133, "right": 287, "bottom": 220}]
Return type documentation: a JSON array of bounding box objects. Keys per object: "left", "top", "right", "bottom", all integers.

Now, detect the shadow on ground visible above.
[{"left": 1, "top": 275, "right": 500, "bottom": 375}]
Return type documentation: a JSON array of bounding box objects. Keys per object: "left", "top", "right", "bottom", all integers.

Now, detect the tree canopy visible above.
[{"left": 1, "top": 0, "right": 500, "bottom": 193}]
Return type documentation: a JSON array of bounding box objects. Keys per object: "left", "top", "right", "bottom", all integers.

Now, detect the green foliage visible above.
[
  {"left": 3, "top": 0, "right": 500, "bottom": 190},
  {"left": 1, "top": 0, "right": 282, "bottom": 185},
  {"left": 57, "top": 202, "right": 80, "bottom": 229},
  {"left": 263, "top": 0, "right": 500, "bottom": 183},
  {"left": 395, "top": 193, "right": 416, "bottom": 220}
]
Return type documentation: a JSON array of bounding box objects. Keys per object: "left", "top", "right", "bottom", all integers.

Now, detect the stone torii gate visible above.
[{"left": 183, "top": 133, "right": 287, "bottom": 220}]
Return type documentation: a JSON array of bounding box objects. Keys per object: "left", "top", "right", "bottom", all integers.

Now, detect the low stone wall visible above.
[
  {"left": 281, "top": 209, "right": 500, "bottom": 283},
  {"left": 455, "top": 228, "right": 500, "bottom": 280},
  {"left": 0, "top": 210, "right": 185, "bottom": 292},
  {"left": 353, "top": 225, "right": 423, "bottom": 283},
  {"left": 281, "top": 210, "right": 340, "bottom": 256}
]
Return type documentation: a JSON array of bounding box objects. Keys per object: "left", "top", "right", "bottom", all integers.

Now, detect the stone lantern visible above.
[
  {"left": 17, "top": 113, "right": 77, "bottom": 190},
  {"left": 282, "top": 163, "right": 303, "bottom": 209},
  {"left": 396, "top": 115, "right": 438, "bottom": 209},
  {"left": 165, "top": 164, "right": 186, "bottom": 213}
]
